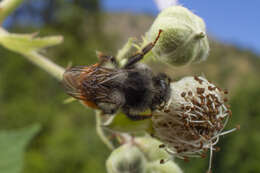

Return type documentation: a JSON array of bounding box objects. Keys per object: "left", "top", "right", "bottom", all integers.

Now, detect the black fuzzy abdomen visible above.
[{"left": 122, "top": 71, "right": 153, "bottom": 112}]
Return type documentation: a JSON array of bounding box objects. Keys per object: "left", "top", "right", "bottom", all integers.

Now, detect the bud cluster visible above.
[{"left": 106, "top": 137, "right": 182, "bottom": 173}]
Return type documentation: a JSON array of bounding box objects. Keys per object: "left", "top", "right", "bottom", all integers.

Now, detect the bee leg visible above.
[
  {"left": 125, "top": 113, "right": 152, "bottom": 121},
  {"left": 96, "top": 51, "right": 119, "bottom": 68},
  {"left": 98, "top": 102, "right": 121, "bottom": 115},
  {"left": 123, "top": 53, "right": 144, "bottom": 68},
  {"left": 97, "top": 90, "right": 125, "bottom": 115},
  {"left": 99, "top": 105, "right": 117, "bottom": 115},
  {"left": 98, "top": 102, "right": 120, "bottom": 115},
  {"left": 109, "top": 56, "right": 119, "bottom": 68},
  {"left": 124, "top": 29, "right": 163, "bottom": 68}
]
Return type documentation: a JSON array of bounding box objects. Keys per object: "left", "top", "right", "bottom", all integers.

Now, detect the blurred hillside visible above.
[{"left": 1, "top": 9, "right": 260, "bottom": 173}]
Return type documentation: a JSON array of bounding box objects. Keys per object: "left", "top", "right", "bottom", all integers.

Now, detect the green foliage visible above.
[{"left": 0, "top": 124, "right": 40, "bottom": 173}]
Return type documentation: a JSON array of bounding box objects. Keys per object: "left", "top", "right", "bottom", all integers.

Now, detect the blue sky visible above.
[{"left": 101, "top": 0, "right": 260, "bottom": 54}]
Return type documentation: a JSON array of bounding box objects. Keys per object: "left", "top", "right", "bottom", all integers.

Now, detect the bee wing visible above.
[
  {"left": 80, "top": 68, "right": 126, "bottom": 104},
  {"left": 62, "top": 65, "right": 124, "bottom": 104},
  {"left": 62, "top": 66, "right": 92, "bottom": 100}
]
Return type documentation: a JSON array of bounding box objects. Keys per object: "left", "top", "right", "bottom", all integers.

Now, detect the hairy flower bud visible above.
[
  {"left": 135, "top": 137, "right": 169, "bottom": 162},
  {"left": 146, "top": 6, "right": 209, "bottom": 66},
  {"left": 146, "top": 161, "right": 182, "bottom": 173},
  {"left": 106, "top": 144, "right": 147, "bottom": 173},
  {"left": 151, "top": 76, "right": 237, "bottom": 172}
]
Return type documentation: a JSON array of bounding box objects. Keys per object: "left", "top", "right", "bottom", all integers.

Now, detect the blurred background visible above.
[{"left": 0, "top": 0, "right": 259, "bottom": 173}]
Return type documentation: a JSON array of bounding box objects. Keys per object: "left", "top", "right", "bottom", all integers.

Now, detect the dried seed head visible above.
[
  {"left": 146, "top": 6, "right": 209, "bottom": 66},
  {"left": 151, "top": 76, "right": 237, "bottom": 172}
]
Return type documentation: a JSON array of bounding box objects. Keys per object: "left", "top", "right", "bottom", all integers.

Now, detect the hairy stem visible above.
[
  {"left": 96, "top": 111, "right": 115, "bottom": 150},
  {"left": 0, "top": 0, "right": 25, "bottom": 24},
  {"left": 24, "top": 51, "right": 65, "bottom": 81}
]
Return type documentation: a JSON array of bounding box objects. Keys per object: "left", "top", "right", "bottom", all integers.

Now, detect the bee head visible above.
[
  {"left": 155, "top": 73, "right": 171, "bottom": 89},
  {"left": 151, "top": 73, "right": 171, "bottom": 110}
]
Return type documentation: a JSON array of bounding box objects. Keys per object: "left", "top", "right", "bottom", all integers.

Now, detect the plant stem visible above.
[
  {"left": 24, "top": 51, "right": 65, "bottom": 81},
  {"left": 0, "top": 0, "right": 25, "bottom": 24},
  {"left": 96, "top": 111, "right": 114, "bottom": 150}
]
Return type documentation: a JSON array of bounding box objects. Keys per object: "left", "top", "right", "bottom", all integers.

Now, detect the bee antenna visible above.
[{"left": 153, "top": 29, "right": 163, "bottom": 46}]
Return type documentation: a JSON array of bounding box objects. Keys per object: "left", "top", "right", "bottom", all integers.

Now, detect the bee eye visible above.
[{"left": 167, "top": 77, "right": 171, "bottom": 84}]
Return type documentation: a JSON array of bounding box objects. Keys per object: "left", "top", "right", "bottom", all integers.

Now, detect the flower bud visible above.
[
  {"left": 106, "top": 144, "right": 147, "bottom": 173},
  {"left": 134, "top": 137, "right": 169, "bottom": 162},
  {"left": 146, "top": 161, "right": 182, "bottom": 173},
  {"left": 146, "top": 6, "right": 209, "bottom": 66},
  {"left": 151, "top": 76, "right": 237, "bottom": 172}
]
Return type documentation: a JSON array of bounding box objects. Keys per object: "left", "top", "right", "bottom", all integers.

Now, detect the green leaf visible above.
[
  {"left": 0, "top": 27, "right": 65, "bottom": 80},
  {"left": 104, "top": 112, "right": 153, "bottom": 133},
  {"left": 0, "top": 27, "right": 63, "bottom": 54},
  {"left": 0, "top": 124, "right": 41, "bottom": 173}
]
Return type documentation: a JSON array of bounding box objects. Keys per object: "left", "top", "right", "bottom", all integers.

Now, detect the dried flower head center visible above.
[{"left": 151, "top": 76, "right": 238, "bottom": 172}]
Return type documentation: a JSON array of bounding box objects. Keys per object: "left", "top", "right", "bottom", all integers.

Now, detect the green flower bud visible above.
[
  {"left": 135, "top": 137, "right": 169, "bottom": 162},
  {"left": 146, "top": 161, "right": 182, "bottom": 173},
  {"left": 106, "top": 144, "right": 147, "bottom": 173},
  {"left": 146, "top": 6, "right": 209, "bottom": 66}
]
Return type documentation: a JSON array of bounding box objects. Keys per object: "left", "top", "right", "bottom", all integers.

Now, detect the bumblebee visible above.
[{"left": 62, "top": 30, "right": 171, "bottom": 120}]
